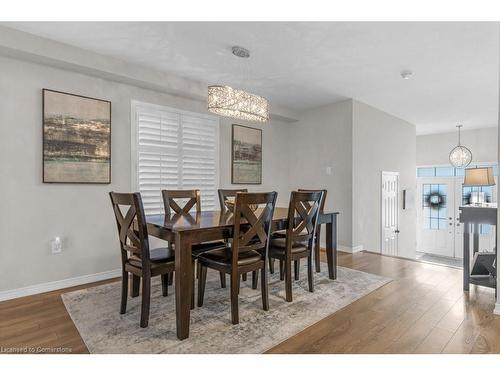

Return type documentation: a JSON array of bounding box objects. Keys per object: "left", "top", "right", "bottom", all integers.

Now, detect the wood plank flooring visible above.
[{"left": 0, "top": 251, "right": 498, "bottom": 354}]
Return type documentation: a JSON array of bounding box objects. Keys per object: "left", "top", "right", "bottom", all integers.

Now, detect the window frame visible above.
[{"left": 130, "top": 100, "right": 220, "bottom": 213}]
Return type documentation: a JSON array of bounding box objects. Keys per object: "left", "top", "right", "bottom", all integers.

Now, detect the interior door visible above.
[
  {"left": 381, "top": 171, "right": 399, "bottom": 256},
  {"left": 416, "top": 177, "right": 455, "bottom": 257}
]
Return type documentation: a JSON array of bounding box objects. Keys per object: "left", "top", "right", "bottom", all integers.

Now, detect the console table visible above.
[{"left": 459, "top": 205, "right": 497, "bottom": 291}]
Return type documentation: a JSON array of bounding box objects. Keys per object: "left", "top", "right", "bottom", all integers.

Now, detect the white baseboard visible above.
[
  {"left": 320, "top": 242, "right": 364, "bottom": 253},
  {"left": 338, "top": 245, "right": 364, "bottom": 253},
  {"left": 494, "top": 302, "right": 500, "bottom": 316},
  {"left": 0, "top": 269, "right": 121, "bottom": 302}
]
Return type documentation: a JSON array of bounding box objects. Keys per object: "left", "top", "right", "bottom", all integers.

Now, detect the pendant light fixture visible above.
[
  {"left": 207, "top": 46, "right": 270, "bottom": 123},
  {"left": 449, "top": 124, "right": 472, "bottom": 168}
]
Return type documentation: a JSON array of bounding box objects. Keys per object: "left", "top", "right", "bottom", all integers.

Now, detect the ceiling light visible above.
[
  {"left": 449, "top": 125, "right": 472, "bottom": 168},
  {"left": 207, "top": 46, "right": 270, "bottom": 123},
  {"left": 207, "top": 85, "right": 269, "bottom": 122},
  {"left": 400, "top": 70, "right": 414, "bottom": 80}
]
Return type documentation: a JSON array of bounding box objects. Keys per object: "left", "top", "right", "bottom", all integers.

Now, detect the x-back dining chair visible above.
[
  {"left": 161, "top": 189, "right": 227, "bottom": 290},
  {"left": 218, "top": 188, "right": 248, "bottom": 213},
  {"left": 298, "top": 189, "right": 327, "bottom": 272},
  {"left": 271, "top": 189, "right": 327, "bottom": 274},
  {"left": 162, "top": 189, "right": 201, "bottom": 216},
  {"left": 197, "top": 191, "right": 278, "bottom": 324},
  {"left": 109, "top": 192, "right": 174, "bottom": 328},
  {"left": 269, "top": 190, "right": 323, "bottom": 302},
  {"left": 218, "top": 189, "right": 252, "bottom": 282}
]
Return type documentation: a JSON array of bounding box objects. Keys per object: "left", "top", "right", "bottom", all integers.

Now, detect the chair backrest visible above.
[
  {"left": 162, "top": 189, "right": 201, "bottom": 216},
  {"left": 218, "top": 188, "right": 248, "bottom": 212},
  {"left": 298, "top": 188, "right": 327, "bottom": 213},
  {"left": 232, "top": 192, "right": 278, "bottom": 265},
  {"left": 286, "top": 190, "right": 324, "bottom": 247},
  {"left": 109, "top": 192, "right": 150, "bottom": 264}
]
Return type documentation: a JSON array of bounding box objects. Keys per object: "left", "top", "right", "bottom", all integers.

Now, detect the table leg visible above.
[
  {"left": 473, "top": 223, "right": 479, "bottom": 254},
  {"left": 463, "top": 222, "right": 470, "bottom": 292},
  {"left": 325, "top": 215, "right": 337, "bottom": 280},
  {"left": 175, "top": 232, "right": 193, "bottom": 340}
]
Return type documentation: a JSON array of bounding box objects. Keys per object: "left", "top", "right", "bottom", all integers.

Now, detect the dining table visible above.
[{"left": 145, "top": 207, "right": 339, "bottom": 340}]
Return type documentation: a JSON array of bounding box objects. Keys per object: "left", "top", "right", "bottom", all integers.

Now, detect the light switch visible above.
[{"left": 326, "top": 167, "right": 332, "bottom": 175}]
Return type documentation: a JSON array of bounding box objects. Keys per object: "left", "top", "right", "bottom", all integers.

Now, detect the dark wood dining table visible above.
[{"left": 146, "top": 207, "right": 339, "bottom": 340}]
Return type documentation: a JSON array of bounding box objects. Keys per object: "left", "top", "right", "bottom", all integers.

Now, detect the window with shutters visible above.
[{"left": 131, "top": 101, "right": 219, "bottom": 215}]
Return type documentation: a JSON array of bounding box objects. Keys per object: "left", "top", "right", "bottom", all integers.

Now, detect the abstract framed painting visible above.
[
  {"left": 42, "top": 89, "right": 111, "bottom": 184},
  {"left": 231, "top": 124, "right": 262, "bottom": 184}
]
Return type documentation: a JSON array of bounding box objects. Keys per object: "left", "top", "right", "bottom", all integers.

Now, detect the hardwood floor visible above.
[{"left": 1, "top": 251, "right": 498, "bottom": 354}]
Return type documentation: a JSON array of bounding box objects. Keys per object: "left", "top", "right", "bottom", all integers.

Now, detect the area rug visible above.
[{"left": 62, "top": 264, "right": 390, "bottom": 353}]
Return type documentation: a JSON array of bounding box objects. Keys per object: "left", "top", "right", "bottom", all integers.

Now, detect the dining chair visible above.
[
  {"left": 218, "top": 188, "right": 251, "bottom": 282},
  {"left": 269, "top": 190, "right": 323, "bottom": 302},
  {"left": 297, "top": 189, "right": 327, "bottom": 272},
  {"left": 162, "top": 189, "right": 227, "bottom": 290},
  {"left": 109, "top": 192, "right": 174, "bottom": 328},
  {"left": 197, "top": 191, "right": 278, "bottom": 324},
  {"left": 218, "top": 188, "right": 248, "bottom": 213},
  {"left": 271, "top": 189, "right": 327, "bottom": 274}
]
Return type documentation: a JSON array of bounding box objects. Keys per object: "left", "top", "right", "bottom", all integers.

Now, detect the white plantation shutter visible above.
[{"left": 134, "top": 102, "right": 219, "bottom": 215}]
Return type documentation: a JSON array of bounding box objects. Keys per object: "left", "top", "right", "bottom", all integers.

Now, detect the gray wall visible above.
[
  {"left": 417, "top": 127, "right": 498, "bottom": 166},
  {"left": 352, "top": 100, "right": 417, "bottom": 258},
  {"left": 289, "top": 100, "right": 354, "bottom": 249},
  {"left": 289, "top": 99, "right": 417, "bottom": 257},
  {"left": 0, "top": 56, "right": 292, "bottom": 292},
  {"left": 0, "top": 52, "right": 420, "bottom": 294}
]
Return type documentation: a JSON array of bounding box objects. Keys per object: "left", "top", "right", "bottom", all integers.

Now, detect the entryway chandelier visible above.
[
  {"left": 449, "top": 124, "right": 472, "bottom": 168},
  {"left": 207, "top": 46, "right": 269, "bottom": 123}
]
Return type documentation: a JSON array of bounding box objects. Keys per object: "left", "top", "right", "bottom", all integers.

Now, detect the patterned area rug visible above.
[{"left": 62, "top": 264, "right": 390, "bottom": 353}]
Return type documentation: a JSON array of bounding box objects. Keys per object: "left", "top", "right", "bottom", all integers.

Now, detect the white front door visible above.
[
  {"left": 381, "top": 171, "right": 399, "bottom": 256},
  {"left": 416, "top": 174, "right": 497, "bottom": 258},
  {"left": 416, "top": 177, "right": 455, "bottom": 257}
]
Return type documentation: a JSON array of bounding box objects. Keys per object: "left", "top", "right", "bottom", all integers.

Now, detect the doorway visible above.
[{"left": 416, "top": 164, "right": 497, "bottom": 266}]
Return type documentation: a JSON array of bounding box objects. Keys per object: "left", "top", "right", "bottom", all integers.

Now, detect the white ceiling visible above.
[{"left": 4, "top": 22, "right": 499, "bottom": 134}]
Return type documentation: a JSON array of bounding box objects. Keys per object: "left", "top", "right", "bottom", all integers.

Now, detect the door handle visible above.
[{"left": 395, "top": 230, "right": 400, "bottom": 233}]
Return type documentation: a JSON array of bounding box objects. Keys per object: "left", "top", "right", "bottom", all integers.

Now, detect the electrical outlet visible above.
[{"left": 51, "top": 237, "right": 62, "bottom": 254}]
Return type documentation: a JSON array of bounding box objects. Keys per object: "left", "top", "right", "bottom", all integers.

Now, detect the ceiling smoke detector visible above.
[
  {"left": 232, "top": 46, "right": 250, "bottom": 58},
  {"left": 400, "top": 70, "right": 414, "bottom": 80}
]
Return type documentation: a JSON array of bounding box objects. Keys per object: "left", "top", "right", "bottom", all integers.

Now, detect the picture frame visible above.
[
  {"left": 42, "top": 89, "right": 111, "bottom": 184},
  {"left": 231, "top": 124, "right": 262, "bottom": 184}
]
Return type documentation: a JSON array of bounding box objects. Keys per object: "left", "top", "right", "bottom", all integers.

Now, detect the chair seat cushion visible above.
[
  {"left": 198, "top": 247, "right": 262, "bottom": 267},
  {"left": 169, "top": 241, "right": 227, "bottom": 255},
  {"left": 269, "top": 237, "right": 308, "bottom": 255},
  {"left": 128, "top": 247, "right": 175, "bottom": 267},
  {"left": 272, "top": 229, "right": 308, "bottom": 238},
  {"left": 192, "top": 241, "right": 227, "bottom": 255}
]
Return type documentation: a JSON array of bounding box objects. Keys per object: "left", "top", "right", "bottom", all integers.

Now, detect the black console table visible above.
[{"left": 459, "top": 205, "right": 497, "bottom": 291}]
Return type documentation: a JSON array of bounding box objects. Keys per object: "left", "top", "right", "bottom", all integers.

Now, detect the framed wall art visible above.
[
  {"left": 43, "top": 89, "right": 111, "bottom": 184},
  {"left": 231, "top": 124, "right": 262, "bottom": 184}
]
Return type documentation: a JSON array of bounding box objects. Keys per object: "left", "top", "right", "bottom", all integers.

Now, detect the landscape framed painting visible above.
[
  {"left": 43, "top": 89, "right": 111, "bottom": 184},
  {"left": 231, "top": 124, "right": 262, "bottom": 184}
]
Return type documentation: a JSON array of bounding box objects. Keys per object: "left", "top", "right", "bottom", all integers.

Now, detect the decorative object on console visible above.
[
  {"left": 207, "top": 46, "right": 269, "bottom": 123},
  {"left": 43, "top": 89, "right": 111, "bottom": 183},
  {"left": 449, "top": 124, "right": 472, "bottom": 168},
  {"left": 231, "top": 124, "right": 262, "bottom": 184},
  {"left": 463, "top": 167, "right": 495, "bottom": 206}
]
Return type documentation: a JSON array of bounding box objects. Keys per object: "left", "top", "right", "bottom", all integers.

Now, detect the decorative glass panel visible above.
[
  {"left": 417, "top": 167, "right": 435, "bottom": 177},
  {"left": 435, "top": 167, "right": 455, "bottom": 177},
  {"left": 422, "top": 183, "right": 448, "bottom": 231}
]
